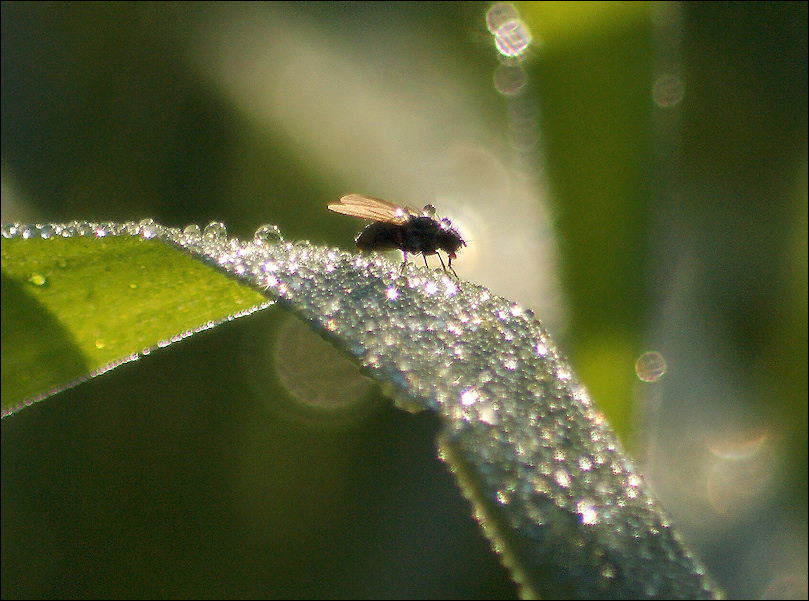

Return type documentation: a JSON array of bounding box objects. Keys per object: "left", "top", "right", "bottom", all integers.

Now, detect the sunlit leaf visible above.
[
  {"left": 1, "top": 220, "right": 722, "bottom": 599},
  {"left": 1, "top": 224, "right": 269, "bottom": 415}
]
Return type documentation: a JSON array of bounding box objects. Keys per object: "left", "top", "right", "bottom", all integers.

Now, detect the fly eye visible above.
[{"left": 422, "top": 204, "right": 437, "bottom": 218}]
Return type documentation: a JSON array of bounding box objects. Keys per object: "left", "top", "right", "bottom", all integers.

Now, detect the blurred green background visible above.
[{"left": 2, "top": 2, "right": 806, "bottom": 598}]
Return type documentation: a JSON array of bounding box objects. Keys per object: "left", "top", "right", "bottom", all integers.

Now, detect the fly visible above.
[{"left": 328, "top": 194, "right": 466, "bottom": 276}]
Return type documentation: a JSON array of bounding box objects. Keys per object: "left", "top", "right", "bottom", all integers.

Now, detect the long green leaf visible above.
[
  {"left": 1, "top": 226, "right": 269, "bottom": 415},
  {"left": 1, "top": 220, "right": 722, "bottom": 599}
]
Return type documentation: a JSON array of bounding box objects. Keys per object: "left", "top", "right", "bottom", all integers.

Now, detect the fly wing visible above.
[{"left": 328, "top": 194, "right": 419, "bottom": 224}]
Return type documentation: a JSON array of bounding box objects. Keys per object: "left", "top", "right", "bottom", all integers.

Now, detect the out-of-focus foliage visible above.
[{"left": 2, "top": 2, "right": 805, "bottom": 599}]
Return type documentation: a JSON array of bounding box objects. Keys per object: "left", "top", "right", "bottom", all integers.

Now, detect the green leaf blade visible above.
[
  {"left": 1, "top": 220, "right": 722, "bottom": 599},
  {"left": 1, "top": 234, "right": 269, "bottom": 415}
]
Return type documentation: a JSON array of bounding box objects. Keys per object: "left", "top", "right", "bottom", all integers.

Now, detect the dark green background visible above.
[{"left": 3, "top": 2, "right": 806, "bottom": 598}]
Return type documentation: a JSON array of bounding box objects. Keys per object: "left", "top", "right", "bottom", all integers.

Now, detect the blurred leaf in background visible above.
[{"left": 2, "top": 2, "right": 806, "bottom": 599}]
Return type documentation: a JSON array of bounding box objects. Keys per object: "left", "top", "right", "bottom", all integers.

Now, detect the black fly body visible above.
[{"left": 328, "top": 194, "right": 466, "bottom": 276}]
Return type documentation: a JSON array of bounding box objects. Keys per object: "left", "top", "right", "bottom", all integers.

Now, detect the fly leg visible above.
[
  {"left": 435, "top": 252, "right": 446, "bottom": 272},
  {"left": 443, "top": 253, "right": 459, "bottom": 278},
  {"left": 435, "top": 252, "right": 458, "bottom": 278}
]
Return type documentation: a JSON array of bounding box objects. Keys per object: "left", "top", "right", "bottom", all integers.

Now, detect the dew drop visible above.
[
  {"left": 486, "top": 2, "right": 519, "bottom": 33},
  {"left": 77, "top": 222, "right": 94, "bottom": 236},
  {"left": 28, "top": 272, "right": 47, "bottom": 286},
  {"left": 493, "top": 18, "right": 532, "bottom": 58},
  {"left": 253, "top": 224, "right": 283, "bottom": 245},
  {"left": 554, "top": 468, "right": 571, "bottom": 488},
  {"left": 203, "top": 221, "right": 227, "bottom": 241},
  {"left": 635, "top": 351, "right": 667, "bottom": 382},
  {"left": 20, "top": 224, "right": 38, "bottom": 239},
  {"left": 138, "top": 219, "right": 158, "bottom": 238},
  {"left": 653, "top": 74, "right": 685, "bottom": 108},
  {"left": 494, "top": 63, "right": 527, "bottom": 96},
  {"left": 261, "top": 314, "right": 377, "bottom": 427}
]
